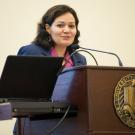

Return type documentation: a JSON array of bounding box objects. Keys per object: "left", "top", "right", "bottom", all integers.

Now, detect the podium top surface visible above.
[{"left": 62, "top": 65, "right": 135, "bottom": 73}]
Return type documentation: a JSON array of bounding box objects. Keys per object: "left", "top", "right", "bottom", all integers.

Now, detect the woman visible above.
[
  {"left": 14, "top": 4, "right": 86, "bottom": 135},
  {"left": 18, "top": 4, "right": 86, "bottom": 67}
]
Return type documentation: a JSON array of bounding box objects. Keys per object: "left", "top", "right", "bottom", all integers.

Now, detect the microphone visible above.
[
  {"left": 70, "top": 44, "right": 123, "bottom": 66},
  {"left": 57, "top": 44, "right": 98, "bottom": 76},
  {"left": 57, "top": 45, "right": 79, "bottom": 76}
]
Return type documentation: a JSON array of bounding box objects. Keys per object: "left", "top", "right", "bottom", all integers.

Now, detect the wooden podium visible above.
[
  {"left": 50, "top": 65, "right": 135, "bottom": 135},
  {"left": 12, "top": 65, "right": 135, "bottom": 135}
]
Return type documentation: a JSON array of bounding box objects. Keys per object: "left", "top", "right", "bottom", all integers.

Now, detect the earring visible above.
[{"left": 48, "top": 35, "right": 52, "bottom": 43}]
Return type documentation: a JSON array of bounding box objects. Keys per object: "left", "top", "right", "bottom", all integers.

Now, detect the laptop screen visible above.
[{"left": 0, "top": 55, "right": 63, "bottom": 101}]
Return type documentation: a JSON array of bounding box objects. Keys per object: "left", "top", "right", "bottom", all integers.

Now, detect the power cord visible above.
[{"left": 44, "top": 105, "right": 70, "bottom": 135}]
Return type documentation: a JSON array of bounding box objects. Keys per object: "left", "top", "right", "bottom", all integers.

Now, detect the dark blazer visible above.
[
  {"left": 17, "top": 43, "right": 87, "bottom": 66},
  {"left": 13, "top": 44, "right": 86, "bottom": 135}
]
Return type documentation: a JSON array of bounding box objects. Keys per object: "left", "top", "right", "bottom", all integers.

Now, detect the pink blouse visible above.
[{"left": 51, "top": 48, "right": 73, "bottom": 68}]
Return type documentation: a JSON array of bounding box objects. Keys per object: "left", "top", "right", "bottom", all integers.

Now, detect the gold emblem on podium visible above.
[{"left": 114, "top": 74, "right": 135, "bottom": 128}]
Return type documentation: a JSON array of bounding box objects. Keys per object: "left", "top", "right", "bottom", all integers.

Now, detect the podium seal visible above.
[{"left": 114, "top": 74, "right": 135, "bottom": 128}]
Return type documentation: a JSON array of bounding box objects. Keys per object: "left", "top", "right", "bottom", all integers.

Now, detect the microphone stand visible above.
[{"left": 79, "top": 47, "right": 123, "bottom": 67}]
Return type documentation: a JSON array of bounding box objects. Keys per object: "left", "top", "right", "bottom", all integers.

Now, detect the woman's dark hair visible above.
[{"left": 33, "top": 4, "right": 80, "bottom": 50}]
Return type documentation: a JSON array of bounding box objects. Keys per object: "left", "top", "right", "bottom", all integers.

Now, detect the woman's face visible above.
[{"left": 46, "top": 12, "right": 77, "bottom": 48}]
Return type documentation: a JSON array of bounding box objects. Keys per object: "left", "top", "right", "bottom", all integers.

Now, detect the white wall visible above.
[{"left": 0, "top": 0, "right": 135, "bottom": 134}]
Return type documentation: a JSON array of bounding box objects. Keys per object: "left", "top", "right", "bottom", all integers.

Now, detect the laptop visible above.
[{"left": 0, "top": 55, "right": 76, "bottom": 116}]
